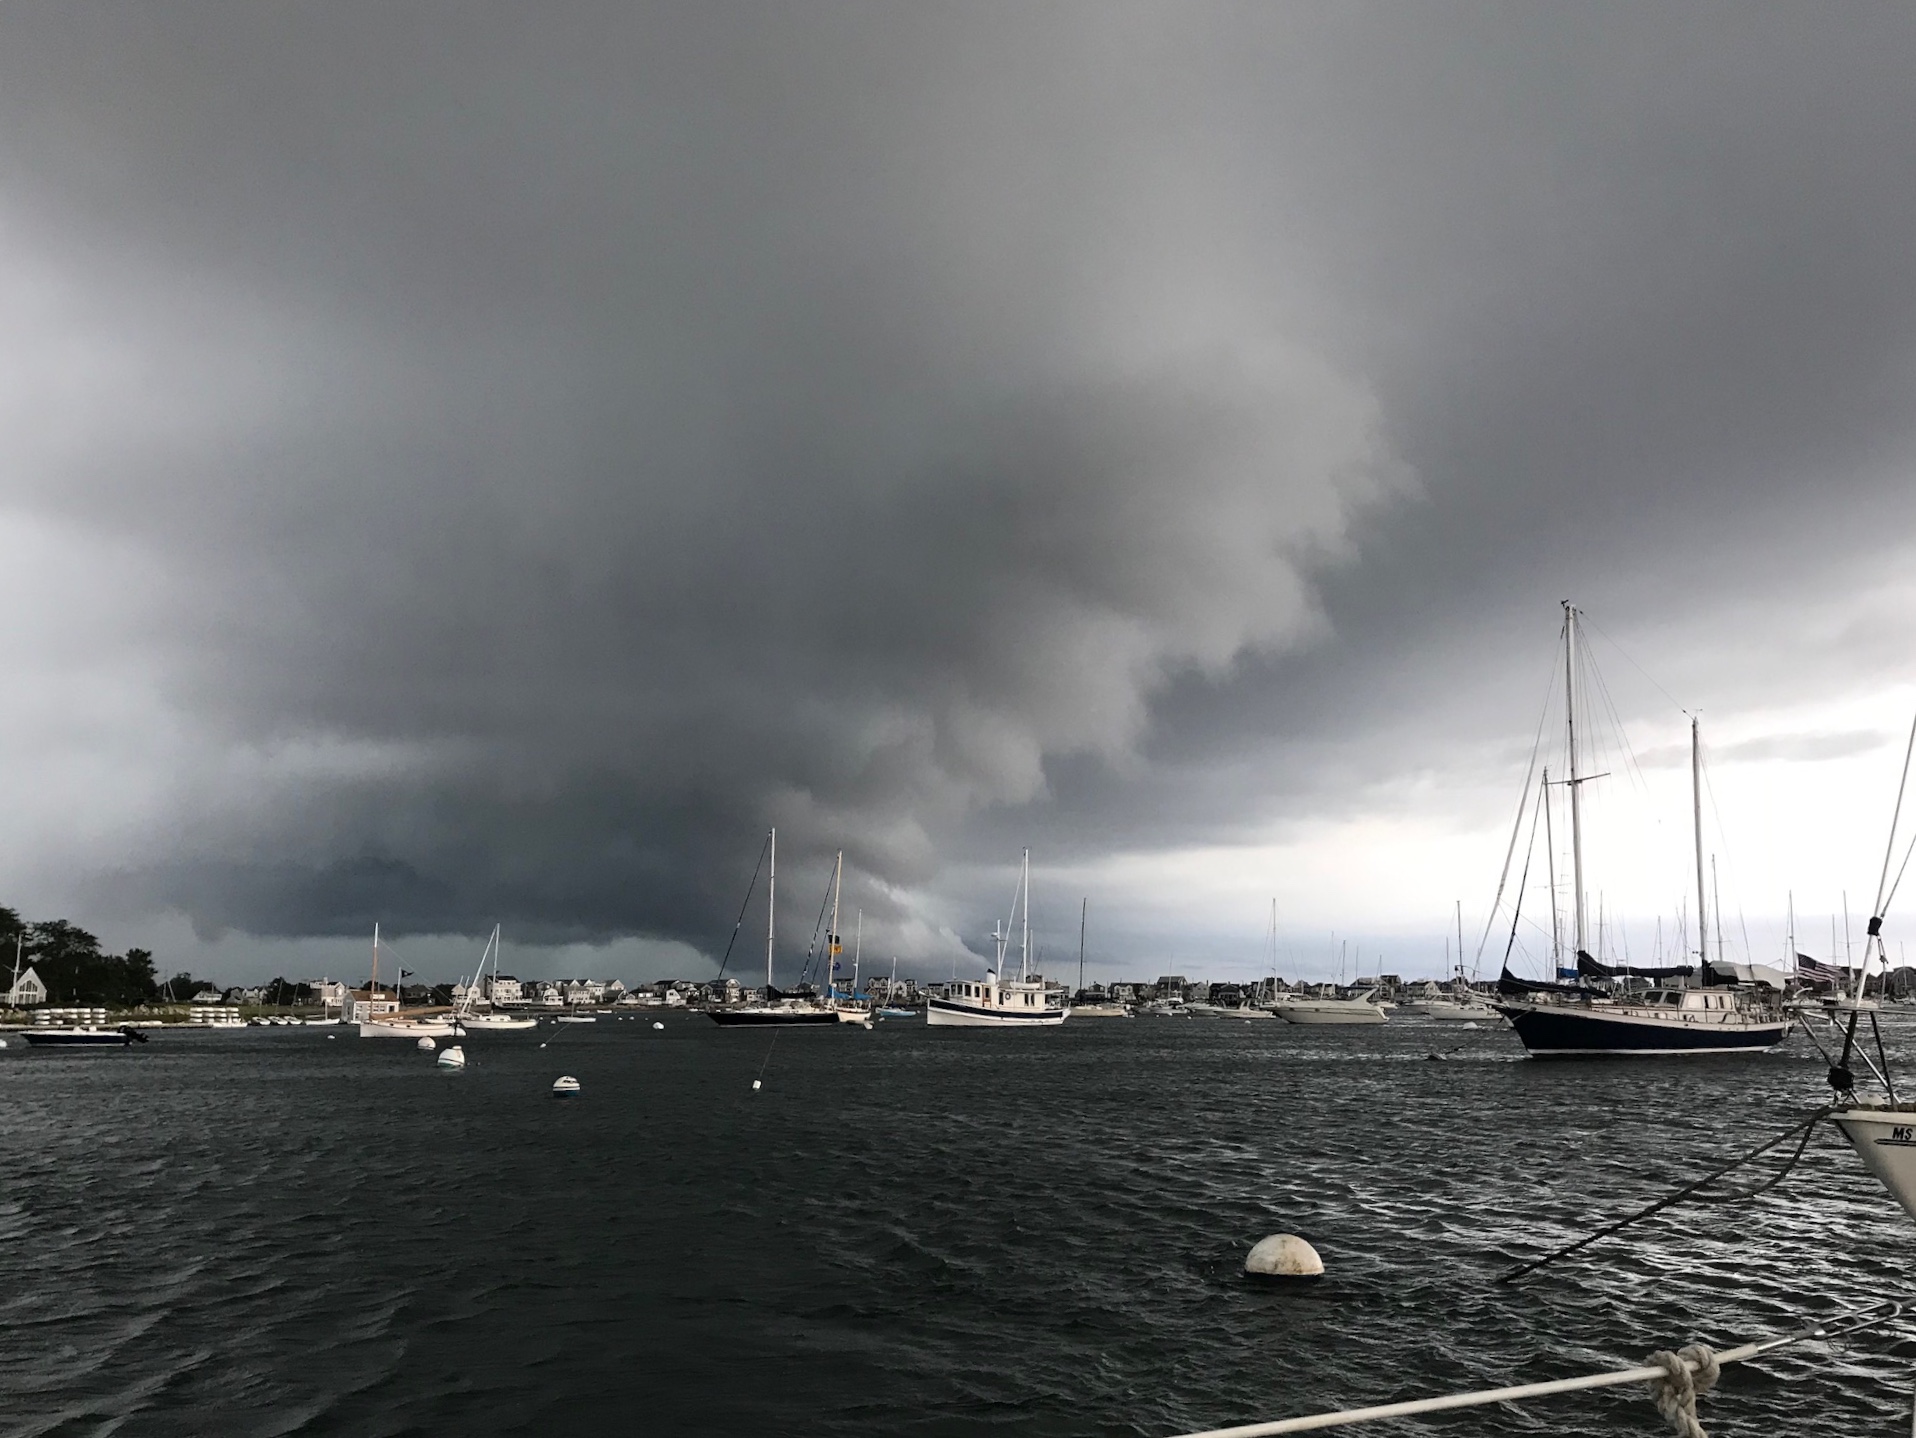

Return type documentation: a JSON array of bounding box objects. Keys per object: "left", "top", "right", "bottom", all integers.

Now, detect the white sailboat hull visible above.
[
  {"left": 359, "top": 1017, "right": 458, "bottom": 1038},
  {"left": 1831, "top": 1106, "right": 1916, "bottom": 1223},
  {"left": 454, "top": 1012, "right": 540, "bottom": 1030}
]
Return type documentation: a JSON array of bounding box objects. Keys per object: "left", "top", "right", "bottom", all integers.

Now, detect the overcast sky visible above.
[{"left": 3, "top": 3, "right": 1915, "bottom": 987}]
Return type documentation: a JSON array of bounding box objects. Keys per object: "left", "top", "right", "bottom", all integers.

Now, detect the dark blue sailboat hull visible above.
[{"left": 1497, "top": 1004, "right": 1790, "bottom": 1056}]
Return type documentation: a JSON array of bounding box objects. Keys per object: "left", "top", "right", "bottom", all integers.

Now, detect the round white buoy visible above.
[
  {"left": 436, "top": 1045, "right": 466, "bottom": 1069},
  {"left": 417, "top": 1036, "right": 436, "bottom": 1051},
  {"left": 328, "top": 1034, "right": 336, "bottom": 1040},
  {"left": 1244, "top": 1234, "right": 1324, "bottom": 1280},
  {"left": 0, "top": 1037, "right": 8, "bottom": 1048},
  {"left": 652, "top": 1021, "right": 664, "bottom": 1030},
  {"left": 751, "top": 1079, "right": 762, "bottom": 1091},
  {"left": 539, "top": 1042, "right": 547, "bottom": 1049},
  {"left": 552, "top": 1075, "right": 580, "bottom": 1095}
]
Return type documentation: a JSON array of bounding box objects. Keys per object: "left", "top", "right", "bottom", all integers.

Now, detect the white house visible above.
[{"left": 5, "top": 965, "right": 46, "bottom": 1007}]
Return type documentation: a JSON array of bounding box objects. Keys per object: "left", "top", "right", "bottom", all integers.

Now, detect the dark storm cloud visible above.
[{"left": 2, "top": 3, "right": 1914, "bottom": 960}]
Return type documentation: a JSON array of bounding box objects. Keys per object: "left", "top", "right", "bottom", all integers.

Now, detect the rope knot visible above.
[{"left": 1646, "top": 1344, "right": 1720, "bottom": 1438}]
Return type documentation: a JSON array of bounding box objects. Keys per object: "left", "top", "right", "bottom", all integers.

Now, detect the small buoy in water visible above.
[
  {"left": 0, "top": 1037, "right": 8, "bottom": 1048},
  {"left": 539, "top": 1042, "right": 547, "bottom": 1049},
  {"left": 552, "top": 1075, "right": 580, "bottom": 1095},
  {"left": 417, "top": 1036, "right": 436, "bottom": 1051},
  {"left": 1462, "top": 1021, "right": 1480, "bottom": 1030},
  {"left": 653, "top": 1021, "right": 664, "bottom": 1030},
  {"left": 436, "top": 1045, "right": 466, "bottom": 1069},
  {"left": 751, "top": 1079, "right": 762, "bottom": 1091},
  {"left": 1244, "top": 1234, "right": 1324, "bottom": 1281},
  {"left": 327, "top": 1034, "right": 336, "bottom": 1040}
]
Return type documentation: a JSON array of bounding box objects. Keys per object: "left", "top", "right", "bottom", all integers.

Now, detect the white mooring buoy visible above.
[
  {"left": 552, "top": 1075, "right": 580, "bottom": 1096},
  {"left": 436, "top": 1045, "right": 466, "bottom": 1069},
  {"left": 416, "top": 1036, "right": 436, "bottom": 1051},
  {"left": 751, "top": 1079, "right": 762, "bottom": 1091},
  {"left": 1244, "top": 1233, "right": 1324, "bottom": 1280},
  {"left": 653, "top": 1021, "right": 664, "bottom": 1030}
]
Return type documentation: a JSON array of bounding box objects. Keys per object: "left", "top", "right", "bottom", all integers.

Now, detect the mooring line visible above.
[{"left": 1497, "top": 1107, "right": 1830, "bottom": 1285}]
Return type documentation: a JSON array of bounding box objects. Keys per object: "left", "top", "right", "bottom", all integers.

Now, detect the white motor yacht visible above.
[{"left": 1274, "top": 989, "right": 1388, "bottom": 1025}]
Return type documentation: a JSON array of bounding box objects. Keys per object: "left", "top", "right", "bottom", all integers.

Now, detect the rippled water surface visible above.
[{"left": 3, "top": 1015, "right": 1913, "bottom": 1436}]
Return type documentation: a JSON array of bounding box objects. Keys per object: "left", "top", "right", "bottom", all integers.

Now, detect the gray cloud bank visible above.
[{"left": 2, "top": 4, "right": 1914, "bottom": 969}]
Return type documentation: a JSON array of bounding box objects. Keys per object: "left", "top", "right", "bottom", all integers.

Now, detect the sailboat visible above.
[
  {"left": 450, "top": 926, "right": 539, "bottom": 1031},
  {"left": 357, "top": 925, "right": 458, "bottom": 1038},
  {"left": 1812, "top": 710, "right": 1916, "bottom": 1219},
  {"left": 1418, "top": 903, "right": 1500, "bottom": 1021},
  {"left": 1066, "top": 898, "right": 1130, "bottom": 1017},
  {"left": 1492, "top": 604, "right": 1791, "bottom": 1055},
  {"left": 926, "top": 850, "right": 1068, "bottom": 1026},
  {"left": 826, "top": 860, "right": 873, "bottom": 1025},
  {"left": 707, "top": 828, "right": 839, "bottom": 1027}
]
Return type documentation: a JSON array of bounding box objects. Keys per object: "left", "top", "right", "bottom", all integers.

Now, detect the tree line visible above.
[{"left": 0, "top": 906, "right": 203, "bottom": 1007}]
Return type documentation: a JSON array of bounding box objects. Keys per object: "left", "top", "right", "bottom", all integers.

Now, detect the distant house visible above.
[
  {"left": 346, "top": 987, "right": 400, "bottom": 1022},
  {"left": 5, "top": 965, "right": 46, "bottom": 1007},
  {"left": 486, "top": 975, "right": 524, "bottom": 1006}
]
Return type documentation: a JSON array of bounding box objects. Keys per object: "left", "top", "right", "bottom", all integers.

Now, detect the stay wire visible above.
[
  {"left": 712, "top": 832, "right": 771, "bottom": 984},
  {"left": 1477, "top": 644, "right": 1562, "bottom": 969},
  {"left": 798, "top": 859, "right": 837, "bottom": 988}
]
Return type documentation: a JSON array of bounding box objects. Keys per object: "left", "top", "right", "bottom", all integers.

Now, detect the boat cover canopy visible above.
[
  {"left": 1701, "top": 959, "right": 1791, "bottom": 989},
  {"left": 1576, "top": 951, "right": 1695, "bottom": 982},
  {"left": 1496, "top": 966, "right": 1586, "bottom": 997}
]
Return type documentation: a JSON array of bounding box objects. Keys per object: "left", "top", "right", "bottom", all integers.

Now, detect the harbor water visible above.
[{"left": 2, "top": 1016, "right": 1911, "bottom": 1435}]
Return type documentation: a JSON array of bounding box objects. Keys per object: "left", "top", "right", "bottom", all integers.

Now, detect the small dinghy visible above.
[
  {"left": 551, "top": 1074, "right": 581, "bottom": 1095},
  {"left": 436, "top": 1045, "right": 465, "bottom": 1069}
]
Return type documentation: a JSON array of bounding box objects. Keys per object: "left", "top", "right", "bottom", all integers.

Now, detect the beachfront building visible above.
[
  {"left": 346, "top": 987, "right": 400, "bottom": 1023},
  {"left": 5, "top": 965, "right": 46, "bottom": 1007}
]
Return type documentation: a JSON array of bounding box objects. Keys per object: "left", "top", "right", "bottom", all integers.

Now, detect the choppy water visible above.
[{"left": 2, "top": 1014, "right": 1912, "bottom": 1436}]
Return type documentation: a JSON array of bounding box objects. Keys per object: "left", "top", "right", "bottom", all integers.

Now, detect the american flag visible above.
[{"left": 1795, "top": 953, "right": 1846, "bottom": 986}]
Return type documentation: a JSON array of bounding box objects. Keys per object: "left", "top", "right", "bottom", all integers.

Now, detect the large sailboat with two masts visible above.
[
  {"left": 708, "top": 828, "right": 839, "bottom": 1028},
  {"left": 1492, "top": 603, "right": 1791, "bottom": 1056}
]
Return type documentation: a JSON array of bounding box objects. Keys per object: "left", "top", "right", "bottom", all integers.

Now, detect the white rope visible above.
[
  {"left": 1646, "top": 1344, "right": 1720, "bottom": 1437},
  {"left": 1165, "top": 1302, "right": 1898, "bottom": 1438}
]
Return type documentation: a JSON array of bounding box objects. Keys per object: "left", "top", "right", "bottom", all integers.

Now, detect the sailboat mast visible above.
[
  {"left": 1692, "top": 717, "right": 1709, "bottom": 973},
  {"left": 1021, "top": 848, "right": 1031, "bottom": 983},
  {"left": 1077, "top": 896, "right": 1087, "bottom": 996},
  {"left": 372, "top": 922, "right": 380, "bottom": 1000},
  {"left": 766, "top": 827, "right": 777, "bottom": 990},
  {"left": 854, "top": 907, "right": 861, "bottom": 996},
  {"left": 829, "top": 851, "right": 842, "bottom": 999},
  {"left": 1455, "top": 900, "right": 1465, "bottom": 984},
  {"left": 1563, "top": 601, "right": 1587, "bottom": 961}
]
